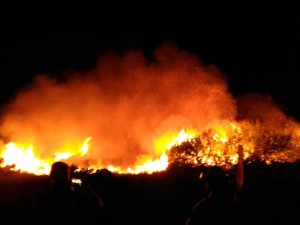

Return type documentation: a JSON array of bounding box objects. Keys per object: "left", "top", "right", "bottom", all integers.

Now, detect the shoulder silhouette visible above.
[
  {"left": 186, "top": 166, "right": 241, "bottom": 225},
  {"left": 31, "top": 161, "right": 105, "bottom": 225}
]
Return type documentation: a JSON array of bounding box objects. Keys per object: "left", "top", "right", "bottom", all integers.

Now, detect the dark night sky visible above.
[{"left": 0, "top": 9, "right": 299, "bottom": 120}]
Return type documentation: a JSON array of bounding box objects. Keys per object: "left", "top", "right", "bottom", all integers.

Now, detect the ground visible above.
[{"left": 0, "top": 162, "right": 299, "bottom": 225}]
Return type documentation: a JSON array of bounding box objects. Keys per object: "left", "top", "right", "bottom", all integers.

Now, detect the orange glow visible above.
[
  {"left": 123, "top": 153, "right": 168, "bottom": 174},
  {"left": 153, "top": 128, "right": 197, "bottom": 153},
  {"left": 0, "top": 137, "right": 93, "bottom": 175},
  {"left": 1, "top": 142, "right": 51, "bottom": 175},
  {"left": 2, "top": 120, "right": 299, "bottom": 175},
  {"left": 81, "top": 137, "right": 92, "bottom": 156},
  {"left": 55, "top": 152, "right": 73, "bottom": 161},
  {"left": 1, "top": 43, "right": 300, "bottom": 175}
]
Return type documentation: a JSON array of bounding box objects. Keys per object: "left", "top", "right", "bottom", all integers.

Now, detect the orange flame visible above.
[
  {"left": 0, "top": 129, "right": 192, "bottom": 174},
  {"left": 1, "top": 142, "right": 51, "bottom": 175},
  {"left": 1, "top": 120, "right": 300, "bottom": 174},
  {"left": 1, "top": 43, "right": 300, "bottom": 175}
]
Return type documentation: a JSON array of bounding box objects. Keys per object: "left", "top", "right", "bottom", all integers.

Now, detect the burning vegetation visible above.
[
  {"left": 168, "top": 121, "right": 300, "bottom": 169},
  {"left": 0, "top": 42, "right": 299, "bottom": 175}
]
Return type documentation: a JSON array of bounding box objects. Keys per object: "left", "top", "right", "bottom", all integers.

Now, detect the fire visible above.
[
  {"left": 0, "top": 137, "right": 93, "bottom": 175},
  {"left": 168, "top": 120, "right": 300, "bottom": 169},
  {"left": 2, "top": 121, "right": 299, "bottom": 175},
  {"left": 0, "top": 129, "right": 191, "bottom": 174},
  {"left": 1, "top": 142, "right": 51, "bottom": 175},
  {"left": 121, "top": 153, "right": 168, "bottom": 174},
  {"left": 153, "top": 128, "right": 197, "bottom": 153},
  {"left": 54, "top": 137, "right": 92, "bottom": 161},
  {"left": 80, "top": 137, "right": 92, "bottom": 156},
  {"left": 55, "top": 152, "right": 73, "bottom": 161},
  {"left": 1, "top": 43, "right": 300, "bottom": 175}
]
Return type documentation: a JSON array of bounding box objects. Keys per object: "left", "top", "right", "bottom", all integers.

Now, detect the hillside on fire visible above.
[
  {"left": 0, "top": 36, "right": 299, "bottom": 224},
  {"left": 1, "top": 42, "right": 300, "bottom": 175}
]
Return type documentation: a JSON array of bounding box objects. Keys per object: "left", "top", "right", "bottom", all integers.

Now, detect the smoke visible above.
[
  {"left": 236, "top": 92, "right": 296, "bottom": 130},
  {"left": 0, "top": 42, "right": 237, "bottom": 168}
]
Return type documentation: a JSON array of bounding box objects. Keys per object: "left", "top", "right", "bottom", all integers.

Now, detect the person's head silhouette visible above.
[
  {"left": 200, "top": 166, "right": 228, "bottom": 192},
  {"left": 49, "top": 161, "right": 70, "bottom": 189}
]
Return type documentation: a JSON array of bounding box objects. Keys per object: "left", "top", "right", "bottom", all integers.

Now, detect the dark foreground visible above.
[{"left": 1, "top": 162, "right": 300, "bottom": 225}]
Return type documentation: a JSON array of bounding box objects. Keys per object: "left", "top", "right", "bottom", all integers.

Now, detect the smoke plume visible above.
[{"left": 0, "top": 42, "right": 240, "bottom": 168}]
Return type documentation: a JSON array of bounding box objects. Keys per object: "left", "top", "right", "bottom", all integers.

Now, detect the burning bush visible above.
[{"left": 168, "top": 120, "right": 300, "bottom": 169}]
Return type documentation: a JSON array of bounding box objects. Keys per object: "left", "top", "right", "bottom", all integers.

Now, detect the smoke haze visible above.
[{"left": 3, "top": 42, "right": 290, "bottom": 168}]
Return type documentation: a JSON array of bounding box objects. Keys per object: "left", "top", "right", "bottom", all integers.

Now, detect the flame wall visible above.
[{"left": 0, "top": 42, "right": 237, "bottom": 168}]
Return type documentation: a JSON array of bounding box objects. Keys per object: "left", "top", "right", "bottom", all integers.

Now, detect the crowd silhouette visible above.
[
  {"left": 30, "top": 161, "right": 243, "bottom": 225},
  {"left": 31, "top": 161, "right": 106, "bottom": 225},
  {"left": 18, "top": 159, "right": 298, "bottom": 225}
]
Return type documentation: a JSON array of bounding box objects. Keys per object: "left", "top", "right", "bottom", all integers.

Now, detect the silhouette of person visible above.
[
  {"left": 31, "top": 161, "right": 105, "bottom": 225},
  {"left": 72, "top": 172, "right": 106, "bottom": 225},
  {"left": 185, "top": 166, "right": 240, "bottom": 225}
]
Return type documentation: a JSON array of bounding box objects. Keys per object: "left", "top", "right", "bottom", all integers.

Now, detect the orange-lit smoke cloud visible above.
[
  {"left": 0, "top": 42, "right": 237, "bottom": 168},
  {"left": 237, "top": 92, "right": 295, "bottom": 130}
]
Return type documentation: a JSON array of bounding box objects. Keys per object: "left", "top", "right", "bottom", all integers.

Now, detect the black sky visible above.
[{"left": 0, "top": 10, "right": 299, "bottom": 120}]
